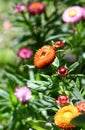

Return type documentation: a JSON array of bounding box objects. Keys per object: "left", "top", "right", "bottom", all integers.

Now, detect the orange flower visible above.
[
  {"left": 54, "top": 105, "right": 80, "bottom": 129},
  {"left": 75, "top": 101, "right": 85, "bottom": 113},
  {"left": 34, "top": 45, "right": 56, "bottom": 68}
]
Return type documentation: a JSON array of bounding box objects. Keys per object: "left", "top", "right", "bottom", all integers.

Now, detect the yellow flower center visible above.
[
  {"left": 31, "top": 3, "right": 41, "bottom": 9},
  {"left": 68, "top": 9, "right": 77, "bottom": 17},
  {"left": 63, "top": 111, "right": 72, "bottom": 118}
]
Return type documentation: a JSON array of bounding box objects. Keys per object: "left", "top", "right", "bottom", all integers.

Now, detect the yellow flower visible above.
[{"left": 54, "top": 105, "right": 80, "bottom": 129}]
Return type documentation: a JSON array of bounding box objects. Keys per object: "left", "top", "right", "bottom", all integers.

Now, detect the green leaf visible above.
[
  {"left": 27, "top": 120, "right": 52, "bottom": 130},
  {"left": 72, "top": 87, "right": 84, "bottom": 101},
  {"left": 0, "top": 89, "right": 10, "bottom": 99},
  {"left": 69, "top": 62, "right": 79, "bottom": 73},
  {"left": 71, "top": 113, "right": 85, "bottom": 128},
  {"left": 45, "top": 34, "right": 70, "bottom": 42},
  {"left": 52, "top": 57, "right": 59, "bottom": 68}
]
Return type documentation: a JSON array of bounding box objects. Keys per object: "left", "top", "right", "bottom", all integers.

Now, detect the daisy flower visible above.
[
  {"left": 13, "top": 5, "right": 25, "bottom": 13},
  {"left": 34, "top": 45, "right": 56, "bottom": 68},
  {"left": 55, "top": 95, "right": 70, "bottom": 107},
  {"left": 14, "top": 86, "right": 32, "bottom": 104},
  {"left": 27, "top": 2, "right": 45, "bottom": 15},
  {"left": 17, "top": 47, "right": 33, "bottom": 59},
  {"left": 75, "top": 101, "right": 85, "bottom": 113},
  {"left": 62, "top": 6, "right": 83, "bottom": 23},
  {"left": 54, "top": 105, "right": 80, "bottom": 129}
]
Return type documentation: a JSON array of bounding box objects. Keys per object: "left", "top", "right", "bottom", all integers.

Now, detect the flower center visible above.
[
  {"left": 31, "top": 3, "right": 41, "bottom": 9},
  {"left": 63, "top": 111, "right": 72, "bottom": 118},
  {"left": 68, "top": 9, "right": 77, "bottom": 17},
  {"left": 40, "top": 51, "right": 46, "bottom": 57}
]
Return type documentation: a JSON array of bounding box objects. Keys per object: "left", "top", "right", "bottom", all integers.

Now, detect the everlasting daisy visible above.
[
  {"left": 14, "top": 86, "right": 32, "bottom": 104},
  {"left": 17, "top": 47, "right": 33, "bottom": 59},
  {"left": 55, "top": 95, "right": 70, "bottom": 107},
  {"left": 13, "top": 5, "right": 25, "bottom": 13},
  {"left": 27, "top": 2, "right": 45, "bottom": 15},
  {"left": 62, "top": 6, "right": 83, "bottom": 24},
  {"left": 75, "top": 101, "right": 85, "bottom": 113},
  {"left": 54, "top": 105, "right": 80, "bottom": 129},
  {"left": 34, "top": 45, "right": 56, "bottom": 68}
]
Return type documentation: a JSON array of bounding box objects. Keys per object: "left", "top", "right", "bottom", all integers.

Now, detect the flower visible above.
[
  {"left": 3, "top": 21, "right": 12, "bottom": 30},
  {"left": 55, "top": 95, "right": 70, "bottom": 107},
  {"left": 75, "top": 101, "right": 85, "bottom": 113},
  {"left": 62, "top": 6, "right": 83, "bottom": 23},
  {"left": 27, "top": 2, "right": 45, "bottom": 15},
  {"left": 17, "top": 47, "right": 33, "bottom": 59},
  {"left": 53, "top": 41, "right": 64, "bottom": 48},
  {"left": 34, "top": 45, "right": 56, "bottom": 68},
  {"left": 54, "top": 105, "right": 80, "bottom": 129},
  {"left": 13, "top": 5, "right": 25, "bottom": 13},
  {"left": 14, "top": 86, "right": 32, "bottom": 104},
  {"left": 82, "top": 7, "right": 85, "bottom": 19},
  {"left": 58, "top": 66, "right": 68, "bottom": 76}
]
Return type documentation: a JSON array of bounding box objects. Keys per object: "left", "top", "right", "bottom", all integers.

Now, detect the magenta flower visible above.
[
  {"left": 27, "top": 2, "right": 45, "bottom": 15},
  {"left": 17, "top": 47, "right": 33, "bottom": 59},
  {"left": 62, "top": 6, "right": 83, "bottom": 24},
  {"left": 13, "top": 5, "right": 25, "bottom": 13},
  {"left": 14, "top": 86, "right": 32, "bottom": 104}
]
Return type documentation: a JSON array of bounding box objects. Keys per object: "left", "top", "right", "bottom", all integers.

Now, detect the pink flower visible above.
[
  {"left": 27, "top": 2, "right": 45, "bottom": 15},
  {"left": 62, "top": 6, "right": 83, "bottom": 24},
  {"left": 13, "top": 5, "right": 25, "bottom": 13},
  {"left": 55, "top": 95, "right": 70, "bottom": 107},
  {"left": 82, "top": 7, "right": 85, "bottom": 19},
  {"left": 14, "top": 86, "right": 32, "bottom": 104},
  {"left": 17, "top": 47, "right": 33, "bottom": 59}
]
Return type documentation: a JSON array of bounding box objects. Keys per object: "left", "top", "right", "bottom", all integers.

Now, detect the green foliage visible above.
[{"left": 0, "top": 0, "right": 85, "bottom": 130}]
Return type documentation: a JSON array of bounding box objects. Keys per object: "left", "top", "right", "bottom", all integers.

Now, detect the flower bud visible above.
[{"left": 58, "top": 66, "right": 68, "bottom": 76}]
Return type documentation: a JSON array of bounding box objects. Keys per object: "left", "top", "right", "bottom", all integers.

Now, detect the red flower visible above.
[
  {"left": 27, "top": 2, "right": 45, "bottom": 15},
  {"left": 55, "top": 95, "right": 70, "bottom": 107},
  {"left": 34, "top": 45, "right": 56, "bottom": 68},
  {"left": 58, "top": 66, "right": 68, "bottom": 76},
  {"left": 53, "top": 41, "right": 64, "bottom": 48},
  {"left": 75, "top": 101, "right": 85, "bottom": 113},
  {"left": 17, "top": 47, "right": 33, "bottom": 59}
]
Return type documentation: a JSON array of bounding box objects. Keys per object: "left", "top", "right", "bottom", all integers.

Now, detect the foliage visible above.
[{"left": 0, "top": 0, "right": 85, "bottom": 130}]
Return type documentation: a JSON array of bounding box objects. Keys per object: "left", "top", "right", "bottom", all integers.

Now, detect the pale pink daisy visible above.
[
  {"left": 62, "top": 6, "right": 83, "bottom": 24},
  {"left": 17, "top": 47, "right": 33, "bottom": 59},
  {"left": 14, "top": 86, "right": 32, "bottom": 104}
]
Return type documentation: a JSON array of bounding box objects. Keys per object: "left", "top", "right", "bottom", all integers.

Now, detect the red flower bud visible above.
[
  {"left": 58, "top": 66, "right": 68, "bottom": 76},
  {"left": 54, "top": 41, "right": 64, "bottom": 48},
  {"left": 55, "top": 95, "right": 70, "bottom": 107}
]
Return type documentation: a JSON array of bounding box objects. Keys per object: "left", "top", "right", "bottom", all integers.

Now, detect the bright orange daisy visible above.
[
  {"left": 34, "top": 45, "right": 56, "bottom": 68},
  {"left": 54, "top": 105, "right": 80, "bottom": 129}
]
